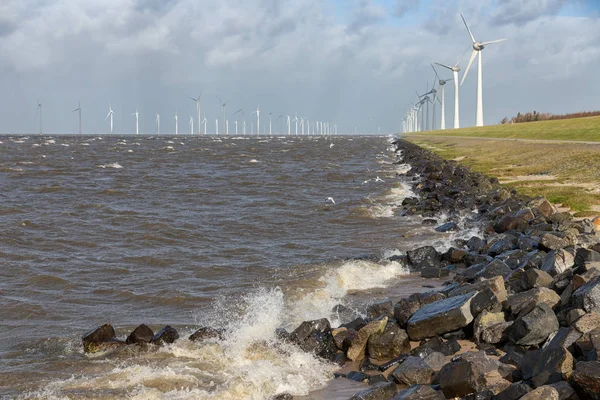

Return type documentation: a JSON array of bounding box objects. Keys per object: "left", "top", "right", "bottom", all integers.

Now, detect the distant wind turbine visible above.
[
  {"left": 293, "top": 113, "right": 298, "bottom": 135},
  {"left": 189, "top": 115, "right": 194, "bottom": 135},
  {"left": 269, "top": 112, "right": 273, "bottom": 136},
  {"left": 431, "top": 64, "right": 452, "bottom": 130},
  {"left": 460, "top": 13, "right": 507, "bottom": 127},
  {"left": 36, "top": 100, "right": 43, "bottom": 135},
  {"left": 202, "top": 114, "right": 207, "bottom": 135},
  {"left": 216, "top": 119, "right": 218, "bottom": 136},
  {"left": 156, "top": 113, "right": 160, "bottom": 135},
  {"left": 73, "top": 101, "right": 82, "bottom": 135},
  {"left": 132, "top": 109, "right": 139, "bottom": 135},
  {"left": 253, "top": 106, "right": 260, "bottom": 135},
  {"left": 435, "top": 48, "right": 467, "bottom": 129},
  {"left": 189, "top": 93, "right": 202, "bottom": 135},
  {"left": 234, "top": 108, "right": 245, "bottom": 135},
  {"left": 174, "top": 112, "right": 178, "bottom": 135},
  {"left": 105, "top": 103, "right": 114, "bottom": 134},
  {"left": 286, "top": 115, "right": 291, "bottom": 135},
  {"left": 217, "top": 96, "right": 229, "bottom": 135},
  {"left": 234, "top": 120, "right": 238, "bottom": 135}
]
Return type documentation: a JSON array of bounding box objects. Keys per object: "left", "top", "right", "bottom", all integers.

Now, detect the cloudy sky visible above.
[{"left": 0, "top": 0, "right": 598, "bottom": 135}]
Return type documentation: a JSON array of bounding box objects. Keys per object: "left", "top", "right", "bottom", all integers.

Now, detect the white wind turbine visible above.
[
  {"left": 286, "top": 115, "right": 291, "bottom": 135},
  {"left": 431, "top": 64, "right": 453, "bottom": 130},
  {"left": 293, "top": 113, "right": 298, "bottom": 135},
  {"left": 269, "top": 112, "right": 273, "bottom": 136},
  {"left": 36, "top": 100, "right": 43, "bottom": 135},
  {"left": 234, "top": 120, "right": 238, "bottom": 135},
  {"left": 300, "top": 117, "right": 304, "bottom": 135},
  {"left": 217, "top": 96, "right": 229, "bottom": 135},
  {"left": 105, "top": 103, "right": 114, "bottom": 134},
  {"left": 234, "top": 108, "right": 246, "bottom": 135},
  {"left": 132, "top": 109, "right": 139, "bottom": 135},
  {"left": 460, "top": 13, "right": 507, "bottom": 127},
  {"left": 202, "top": 114, "right": 207, "bottom": 134},
  {"left": 174, "top": 112, "right": 178, "bottom": 135},
  {"left": 73, "top": 101, "right": 82, "bottom": 135},
  {"left": 189, "top": 115, "right": 194, "bottom": 135},
  {"left": 189, "top": 93, "right": 202, "bottom": 135},
  {"left": 156, "top": 113, "right": 160, "bottom": 135},
  {"left": 254, "top": 106, "right": 260, "bottom": 135},
  {"left": 215, "top": 119, "right": 218, "bottom": 136},
  {"left": 435, "top": 48, "right": 469, "bottom": 129}
]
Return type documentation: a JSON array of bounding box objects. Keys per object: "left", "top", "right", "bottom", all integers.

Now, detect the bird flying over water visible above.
[{"left": 326, "top": 197, "right": 336, "bottom": 205}]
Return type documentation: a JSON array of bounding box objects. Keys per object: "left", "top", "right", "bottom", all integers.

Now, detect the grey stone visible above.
[
  {"left": 539, "top": 233, "right": 571, "bottom": 251},
  {"left": 572, "top": 275, "right": 600, "bottom": 314},
  {"left": 367, "top": 300, "right": 394, "bottom": 319},
  {"left": 126, "top": 324, "right": 154, "bottom": 345},
  {"left": 390, "top": 356, "right": 434, "bottom": 385},
  {"left": 569, "top": 361, "right": 600, "bottom": 400},
  {"left": 407, "top": 246, "right": 441, "bottom": 269},
  {"left": 521, "top": 386, "right": 559, "bottom": 400},
  {"left": 435, "top": 222, "right": 459, "bottom": 232},
  {"left": 350, "top": 381, "right": 398, "bottom": 400},
  {"left": 367, "top": 321, "right": 410, "bottom": 361},
  {"left": 290, "top": 318, "right": 338, "bottom": 361},
  {"left": 393, "top": 298, "right": 421, "bottom": 328},
  {"left": 528, "top": 347, "right": 574, "bottom": 388},
  {"left": 542, "top": 249, "right": 575, "bottom": 276},
  {"left": 575, "top": 248, "right": 600, "bottom": 267},
  {"left": 508, "top": 303, "right": 559, "bottom": 346},
  {"left": 392, "top": 385, "right": 445, "bottom": 400},
  {"left": 548, "top": 381, "right": 579, "bottom": 400},
  {"left": 495, "top": 381, "right": 532, "bottom": 400},
  {"left": 150, "top": 326, "right": 179, "bottom": 346},
  {"left": 476, "top": 259, "right": 512, "bottom": 279}
]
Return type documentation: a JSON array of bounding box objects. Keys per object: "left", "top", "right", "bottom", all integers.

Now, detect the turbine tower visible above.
[
  {"left": 132, "top": 109, "right": 139, "bottom": 135},
  {"left": 73, "top": 101, "right": 82, "bottom": 135},
  {"left": 234, "top": 120, "right": 238, "bottom": 135},
  {"left": 189, "top": 115, "right": 194, "bottom": 135},
  {"left": 189, "top": 93, "right": 202, "bottom": 135},
  {"left": 460, "top": 13, "right": 507, "bottom": 127},
  {"left": 174, "top": 112, "right": 178, "bottom": 135},
  {"left": 202, "top": 115, "right": 207, "bottom": 135},
  {"left": 269, "top": 112, "right": 273, "bottom": 136},
  {"left": 105, "top": 103, "right": 114, "bottom": 134},
  {"left": 431, "top": 64, "right": 452, "bottom": 130},
  {"left": 293, "top": 113, "right": 298, "bottom": 135},
  {"left": 217, "top": 96, "right": 229, "bottom": 135},
  {"left": 36, "top": 101, "right": 43, "bottom": 135},
  {"left": 234, "top": 108, "right": 245, "bottom": 135},
  {"left": 156, "top": 113, "right": 160, "bottom": 135},
  {"left": 286, "top": 115, "right": 291, "bottom": 135},
  {"left": 254, "top": 106, "right": 260, "bottom": 135}
]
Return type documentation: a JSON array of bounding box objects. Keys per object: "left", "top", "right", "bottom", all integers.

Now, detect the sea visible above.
[{"left": 0, "top": 134, "right": 479, "bottom": 399}]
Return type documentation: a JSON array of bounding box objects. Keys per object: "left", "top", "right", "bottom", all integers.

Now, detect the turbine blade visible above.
[
  {"left": 105, "top": 112, "right": 110, "bottom": 120},
  {"left": 461, "top": 50, "right": 478, "bottom": 86},
  {"left": 460, "top": 13, "right": 476, "bottom": 43},
  {"left": 216, "top": 95, "right": 222, "bottom": 104},
  {"left": 189, "top": 96, "right": 197, "bottom": 101},
  {"left": 434, "top": 62, "right": 453, "bottom": 70},
  {"left": 456, "top": 46, "right": 471, "bottom": 67},
  {"left": 431, "top": 64, "right": 440, "bottom": 80},
  {"left": 481, "top": 38, "right": 507, "bottom": 46}
]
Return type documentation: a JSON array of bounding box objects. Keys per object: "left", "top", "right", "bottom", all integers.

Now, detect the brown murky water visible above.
[{"left": 0, "top": 135, "right": 477, "bottom": 399}]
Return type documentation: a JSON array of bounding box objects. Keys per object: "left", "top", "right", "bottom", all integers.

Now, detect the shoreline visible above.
[{"left": 80, "top": 138, "right": 600, "bottom": 400}]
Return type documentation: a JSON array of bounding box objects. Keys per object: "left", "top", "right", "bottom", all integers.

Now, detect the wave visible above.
[{"left": 97, "top": 163, "right": 123, "bottom": 169}]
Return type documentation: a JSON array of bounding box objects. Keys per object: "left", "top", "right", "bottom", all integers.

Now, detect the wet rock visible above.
[
  {"left": 347, "top": 317, "right": 387, "bottom": 361},
  {"left": 506, "top": 287, "right": 561, "bottom": 316},
  {"left": 498, "top": 249, "right": 530, "bottom": 270},
  {"left": 575, "top": 248, "right": 600, "bottom": 267},
  {"left": 347, "top": 370, "right": 369, "bottom": 382},
  {"left": 332, "top": 327, "right": 351, "bottom": 350},
  {"left": 529, "top": 197, "right": 556, "bottom": 218},
  {"left": 290, "top": 318, "right": 337, "bottom": 361},
  {"left": 407, "top": 246, "right": 441, "bottom": 269},
  {"left": 518, "top": 236, "right": 538, "bottom": 251},
  {"left": 392, "top": 385, "right": 445, "bottom": 399},
  {"left": 443, "top": 247, "right": 468, "bottom": 263},
  {"left": 494, "top": 215, "right": 528, "bottom": 234},
  {"left": 525, "top": 268, "right": 554, "bottom": 289},
  {"left": 539, "top": 233, "right": 571, "bottom": 252},
  {"left": 573, "top": 312, "right": 600, "bottom": 334},
  {"left": 521, "top": 386, "right": 559, "bottom": 400},
  {"left": 470, "top": 288, "right": 504, "bottom": 316},
  {"left": 486, "top": 236, "right": 518, "bottom": 256},
  {"left": 332, "top": 304, "right": 359, "bottom": 322},
  {"left": 548, "top": 381, "right": 579, "bottom": 400},
  {"left": 390, "top": 356, "right": 434, "bottom": 385},
  {"left": 126, "top": 324, "right": 154, "bottom": 345},
  {"left": 81, "top": 323, "right": 123, "bottom": 353},
  {"left": 467, "top": 236, "right": 487, "bottom": 253},
  {"left": 476, "top": 259, "right": 512, "bottom": 280},
  {"left": 435, "top": 222, "right": 459, "bottom": 232},
  {"left": 342, "top": 317, "right": 368, "bottom": 332},
  {"left": 438, "top": 351, "right": 500, "bottom": 398},
  {"left": 271, "top": 393, "right": 293, "bottom": 400},
  {"left": 570, "top": 361, "right": 600, "bottom": 400},
  {"left": 368, "top": 374, "right": 388, "bottom": 385},
  {"left": 572, "top": 275, "right": 600, "bottom": 314},
  {"left": 367, "top": 300, "right": 393, "bottom": 319},
  {"left": 189, "top": 326, "right": 223, "bottom": 342},
  {"left": 566, "top": 308, "right": 587, "bottom": 326},
  {"left": 349, "top": 381, "right": 397, "bottom": 400},
  {"left": 422, "top": 218, "right": 438, "bottom": 225},
  {"left": 407, "top": 292, "right": 477, "bottom": 341},
  {"left": 495, "top": 381, "right": 532, "bottom": 400},
  {"left": 368, "top": 321, "right": 410, "bottom": 361},
  {"left": 151, "top": 326, "right": 179, "bottom": 345},
  {"left": 421, "top": 267, "right": 450, "bottom": 278},
  {"left": 508, "top": 303, "right": 559, "bottom": 346},
  {"left": 542, "top": 249, "right": 575, "bottom": 276},
  {"left": 393, "top": 298, "right": 421, "bottom": 328},
  {"left": 423, "top": 352, "right": 447, "bottom": 371},
  {"left": 527, "top": 347, "right": 574, "bottom": 388},
  {"left": 545, "top": 327, "right": 582, "bottom": 352}
]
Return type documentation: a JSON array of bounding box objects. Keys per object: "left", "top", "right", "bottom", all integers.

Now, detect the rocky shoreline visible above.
[{"left": 82, "top": 138, "right": 600, "bottom": 400}]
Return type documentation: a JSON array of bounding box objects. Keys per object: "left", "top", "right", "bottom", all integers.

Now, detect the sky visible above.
[{"left": 0, "top": 0, "right": 598, "bottom": 135}]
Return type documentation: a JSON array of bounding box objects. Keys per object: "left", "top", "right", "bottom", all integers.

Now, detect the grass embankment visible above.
[{"left": 405, "top": 116, "right": 600, "bottom": 216}]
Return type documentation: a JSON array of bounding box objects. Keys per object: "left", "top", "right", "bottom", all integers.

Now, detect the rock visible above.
[
  {"left": 347, "top": 370, "right": 369, "bottom": 382},
  {"left": 487, "top": 237, "right": 518, "bottom": 257},
  {"left": 549, "top": 212, "right": 573, "bottom": 224},
  {"left": 518, "top": 236, "right": 538, "bottom": 251},
  {"left": 566, "top": 308, "right": 587, "bottom": 326},
  {"left": 476, "top": 259, "right": 512, "bottom": 279},
  {"left": 151, "top": 326, "right": 179, "bottom": 345},
  {"left": 481, "top": 322, "right": 513, "bottom": 345},
  {"left": 390, "top": 356, "right": 434, "bottom": 385},
  {"left": 494, "top": 216, "right": 528, "bottom": 234},
  {"left": 521, "top": 386, "right": 559, "bottom": 400},
  {"left": 394, "top": 298, "right": 421, "bottom": 328},
  {"left": 545, "top": 327, "right": 582, "bottom": 352},
  {"left": 367, "top": 321, "right": 410, "bottom": 361},
  {"left": 572, "top": 276, "right": 600, "bottom": 314},
  {"left": 349, "top": 381, "right": 397, "bottom": 400},
  {"left": 506, "top": 287, "right": 561, "bottom": 317},
  {"left": 407, "top": 293, "right": 477, "bottom": 341},
  {"left": 421, "top": 267, "right": 450, "bottom": 278},
  {"left": 529, "top": 197, "right": 556, "bottom": 218},
  {"left": 467, "top": 236, "right": 487, "bottom": 253},
  {"left": 574, "top": 327, "right": 600, "bottom": 359},
  {"left": 332, "top": 327, "right": 350, "bottom": 350},
  {"left": 569, "top": 361, "right": 600, "bottom": 400},
  {"left": 528, "top": 347, "right": 574, "bottom": 388},
  {"left": 342, "top": 317, "right": 368, "bottom": 331},
  {"left": 189, "top": 326, "right": 223, "bottom": 342},
  {"left": 436, "top": 222, "right": 459, "bottom": 232},
  {"left": 422, "top": 218, "right": 438, "bottom": 225},
  {"left": 509, "top": 303, "right": 559, "bottom": 346},
  {"left": 347, "top": 317, "right": 387, "bottom": 361},
  {"left": 474, "top": 311, "right": 505, "bottom": 343},
  {"left": 548, "top": 381, "right": 579, "bottom": 400},
  {"left": 542, "top": 249, "right": 575, "bottom": 276},
  {"left": 498, "top": 249, "right": 530, "bottom": 270},
  {"left": 573, "top": 312, "right": 600, "bottom": 334},
  {"left": 525, "top": 269, "right": 554, "bottom": 289},
  {"left": 423, "top": 351, "right": 447, "bottom": 371},
  {"left": 125, "top": 324, "right": 154, "bottom": 345},
  {"left": 539, "top": 233, "right": 571, "bottom": 251},
  {"left": 271, "top": 394, "right": 293, "bottom": 400},
  {"left": 82, "top": 323, "right": 124, "bottom": 353},
  {"left": 290, "top": 318, "right": 337, "bottom": 361},
  {"left": 367, "top": 300, "right": 394, "bottom": 319},
  {"left": 575, "top": 248, "right": 600, "bottom": 267},
  {"left": 470, "top": 288, "right": 503, "bottom": 316},
  {"left": 438, "top": 351, "right": 500, "bottom": 398},
  {"left": 368, "top": 374, "right": 388, "bottom": 385},
  {"left": 495, "top": 381, "right": 532, "bottom": 400},
  {"left": 392, "top": 385, "right": 445, "bottom": 399},
  {"left": 332, "top": 304, "right": 359, "bottom": 322},
  {"left": 443, "top": 247, "right": 468, "bottom": 263},
  {"left": 407, "top": 246, "right": 441, "bottom": 269}
]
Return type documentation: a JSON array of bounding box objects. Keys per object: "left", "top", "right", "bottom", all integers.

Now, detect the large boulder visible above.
[
  {"left": 506, "top": 287, "right": 561, "bottom": 317},
  {"left": 349, "top": 381, "right": 397, "bottom": 400},
  {"left": 189, "top": 326, "right": 224, "bottom": 342},
  {"left": 520, "top": 386, "right": 559, "bottom": 400},
  {"left": 367, "top": 321, "right": 410, "bottom": 361},
  {"left": 125, "top": 324, "right": 154, "bottom": 345},
  {"left": 367, "top": 300, "right": 394, "bottom": 319},
  {"left": 438, "top": 351, "right": 502, "bottom": 398},
  {"left": 406, "top": 246, "right": 441, "bottom": 269},
  {"left": 572, "top": 275, "right": 600, "bottom": 314},
  {"left": 151, "top": 326, "right": 179, "bottom": 345},
  {"left": 347, "top": 317, "right": 387, "bottom": 361},
  {"left": 575, "top": 248, "right": 600, "bottom": 267},
  {"left": 290, "top": 318, "right": 337, "bottom": 361},
  {"left": 539, "top": 233, "right": 571, "bottom": 252},
  {"left": 392, "top": 385, "right": 445, "bottom": 399},
  {"left": 542, "top": 249, "right": 575, "bottom": 276},
  {"left": 390, "top": 356, "right": 434, "bottom": 385},
  {"left": 494, "top": 215, "right": 528, "bottom": 234},
  {"left": 394, "top": 298, "right": 421, "bottom": 328},
  {"left": 82, "top": 323, "right": 124, "bottom": 353},
  {"left": 526, "top": 347, "right": 574, "bottom": 388},
  {"left": 528, "top": 197, "right": 556, "bottom": 218},
  {"left": 508, "top": 303, "right": 559, "bottom": 346},
  {"left": 476, "top": 259, "right": 512, "bottom": 279},
  {"left": 573, "top": 312, "right": 600, "bottom": 334},
  {"left": 569, "top": 361, "right": 600, "bottom": 400},
  {"left": 495, "top": 382, "right": 532, "bottom": 400},
  {"left": 407, "top": 293, "right": 477, "bottom": 341}
]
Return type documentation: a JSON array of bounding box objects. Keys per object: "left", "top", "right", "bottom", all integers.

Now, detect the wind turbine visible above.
[
  {"left": 132, "top": 109, "right": 139, "bottom": 135},
  {"left": 300, "top": 117, "right": 304, "bottom": 135},
  {"left": 253, "top": 106, "right": 260, "bottom": 135},
  {"left": 269, "top": 112, "right": 273, "bottom": 136},
  {"left": 215, "top": 118, "right": 218, "bottom": 136},
  {"left": 234, "top": 108, "right": 246, "bottom": 135},
  {"left": 435, "top": 47, "right": 469, "bottom": 129},
  {"left": 217, "top": 96, "right": 229, "bottom": 135},
  {"left": 174, "top": 112, "right": 178, "bottom": 135},
  {"left": 286, "top": 115, "right": 291, "bottom": 135},
  {"left": 202, "top": 115, "right": 207, "bottom": 135},
  {"left": 189, "top": 93, "right": 202, "bottom": 135},
  {"left": 36, "top": 101, "right": 43, "bottom": 135},
  {"left": 189, "top": 115, "right": 194, "bottom": 135},
  {"left": 73, "top": 101, "right": 82, "bottom": 135},
  {"left": 293, "top": 113, "right": 298, "bottom": 135},
  {"left": 431, "top": 64, "right": 452, "bottom": 130},
  {"left": 156, "top": 113, "right": 160, "bottom": 135},
  {"left": 234, "top": 120, "right": 238, "bottom": 135},
  {"left": 460, "top": 13, "right": 507, "bottom": 127},
  {"left": 105, "top": 103, "right": 114, "bottom": 134}
]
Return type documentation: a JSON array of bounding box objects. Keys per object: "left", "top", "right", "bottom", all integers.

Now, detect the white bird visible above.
[
  {"left": 326, "top": 197, "right": 336, "bottom": 205},
  {"left": 375, "top": 176, "right": 385, "bottom": 182},
  {"left": 329, "top": 143, "right": 335, "bottom": 148}
]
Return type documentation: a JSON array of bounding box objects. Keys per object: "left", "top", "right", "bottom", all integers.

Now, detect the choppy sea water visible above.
[{"left": 0, "top": 135, "right": 478, "bottom": 399}]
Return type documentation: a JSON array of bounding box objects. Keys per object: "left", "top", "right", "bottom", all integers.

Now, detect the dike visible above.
[{"left": 81, "top": 139, "right": 600, "bottom": 400}]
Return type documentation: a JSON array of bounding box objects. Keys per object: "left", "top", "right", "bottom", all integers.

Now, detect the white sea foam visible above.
[
  {"left": 97, "top": 163, "right": 123, "bottom": 169},
  {"left": 249, "top": 159, "right": 259, "bottom": 163}
]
